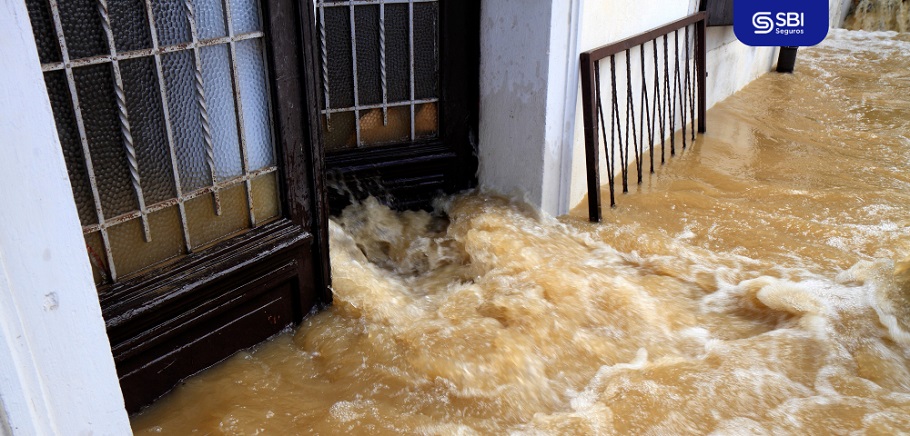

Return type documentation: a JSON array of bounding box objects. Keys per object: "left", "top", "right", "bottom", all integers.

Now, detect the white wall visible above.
[
  {"left": 0, "top": 0, "right": 131, "bottom": 433},
  {"left": 478, "top": 0, "right": 853, "bottom": 215},
  {"left": 477, "top": 0, "right": 582, "bottom": 213}
]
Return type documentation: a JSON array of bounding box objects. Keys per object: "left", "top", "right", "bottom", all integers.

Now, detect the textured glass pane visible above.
[
  {"left": 361, "top": 106, "right": 410, "bottom": 147},
  {"left": 120, "top": 57, "right": 177, "bottom": 205},
  {"left": 384, "top": 4, "right": 410, "bottom": 102},
  {"left": 26, "top": 0, "right": 62, "bottom": 64},
  {"left": 151, "top": 0, "right": 191, "bottom": 46},
  {"left": 415, "top": 102, "right": 438, "bottom": 140},
  {"left": 109, "top": 0, "right": 153, "bottom": 52},
  {"left": 413, "top": 2, "right": 438, "bottom": 100},
  {"left": 84, "top": 231, "right": 107, "bottom": 285},
  {"left": 44, "top": 70, "right": 97, "bottom": 225},
  {"left": 323, "top": 5, "right": 354, "bottom": 109},
  {"left": 185, "top": 184, "right": 250, "bottom": 249},
  {"left": 162, "top": 50, "right": 208, "bottom": 193},
  {"left": 74, "top": 64, "right": 139, "bottom": 218},
  {"left": 322, "top": 111, "right": 356, "bottom": 151},
  {"left": 200, "top": 44, "right": 243, "bottom": 181},
  {"left": 354, "top": 5, "right": 381, "bottom": 106},
  {"left": 196, "top": 0, "right": 227, "bottom": 40},
  {"left": 58, "top": 0, "right": 107, "bottom": 60},
  {"left": 236, "top": 39, "right": 274, "bottom": 170},
  {"left": 230, "top": 0, "right": 261, "bottom": 34},
  {"left": 108, "top": 207, "right": 186, "bottom": 277},
  {"left": 251, "top": 172, "right": 280, "bottom": 223}
]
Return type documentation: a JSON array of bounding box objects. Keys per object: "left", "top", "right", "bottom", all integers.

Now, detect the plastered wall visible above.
[
  {"left": 478, "top": 0, "right": 853, "bottom": 216},
  {"left": 0, "top": 0, "right": 131, "bottom": 433}
]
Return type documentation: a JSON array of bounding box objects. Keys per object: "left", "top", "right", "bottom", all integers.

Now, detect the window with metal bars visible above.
[
  {"left": 316, "top": 0, "right": 439, "bottom": 150},
  {"left": 26, "top": 0, "right": 281, "bottom": 284}
]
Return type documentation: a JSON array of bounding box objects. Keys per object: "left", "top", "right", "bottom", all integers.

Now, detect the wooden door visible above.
[
  {"left": 24, "top": 0, "right": 330, "bottom": 413},
  {"left": 314, "top": 0, "right": 481, "bottom": 212}
]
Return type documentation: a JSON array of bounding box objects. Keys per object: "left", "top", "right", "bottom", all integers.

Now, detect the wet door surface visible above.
[
  {"left": 315, "top": 0, "right": 481, "bottom": 212},
  {"left": 24, "top": 0, "right": 330, "bottom": 412}
]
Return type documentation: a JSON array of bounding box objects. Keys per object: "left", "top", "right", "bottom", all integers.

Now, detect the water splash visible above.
[
  {"left": 130, "top": 29, "right": 910, "bottom": 435},
  {"left": 846, "top": 0, "right": 910, "bottom": 32}
]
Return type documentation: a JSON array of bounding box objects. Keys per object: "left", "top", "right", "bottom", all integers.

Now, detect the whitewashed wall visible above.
[
  {"left": 479, "top": 0, "right": 853, "bottom": 216},
  {"left": 0, "top": 0, "right": 131, "bottom": 433}
]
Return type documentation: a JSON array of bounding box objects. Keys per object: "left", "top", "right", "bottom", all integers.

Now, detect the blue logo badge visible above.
[{"left": 734, "top": 0, "right": 829, "bottom": 46}]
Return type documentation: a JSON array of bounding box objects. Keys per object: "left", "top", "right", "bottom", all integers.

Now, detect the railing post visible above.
[
  {"left": 579, "top": 53, "right": 602, "bottom": 222},
  {"left": 696, "top": 15, "right": 707, "bottom": 133}
]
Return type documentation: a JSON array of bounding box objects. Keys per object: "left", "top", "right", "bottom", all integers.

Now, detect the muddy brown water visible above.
[{"left": 132, "top": 29, "right": 910, "bottom": 434}]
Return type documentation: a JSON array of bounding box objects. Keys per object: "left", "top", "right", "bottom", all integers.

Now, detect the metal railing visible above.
[{"left": 580, "top": 12, "right": 706, "bottom": 222}]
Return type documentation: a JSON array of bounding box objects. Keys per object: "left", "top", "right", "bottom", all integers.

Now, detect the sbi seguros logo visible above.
[{"left": 734, "top": 0, "right": 829, "bottom": 46}]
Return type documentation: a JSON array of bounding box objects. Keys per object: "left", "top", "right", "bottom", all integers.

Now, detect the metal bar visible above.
[
  {"left": 687, "top": 24, "right": 696, "bottom": 141},
  {"left": 97, "top": 0, "right": 152, "bottom": 242},
  {"left": 610, "top": 55, "right": 626, "bottom": 194},
  {"left": 81, "top": 167, "right": 279, "bottom": 234},
  {"left": 40, "top": 32, "right": 265, "bottom": 72},
  {"left": 640, "top": 43, "right": 654, "bottom": 176},
  {"left": 599, "top": 60, "right": 617, "bottom": 209},
  {"left": 349, "top": 0, "right": 362, "bottom": 146},
  {"left": 184, "top": 0, "right": 222, "bottom": 215},
  {"left": 143, "top": 0, "right": 193, "bottom": 252},
  {"left": 669, "top": 30, "right": 677, "bottom": 156},
  {"left": 380, "top": 0, "right": 388, "bottom": 125},
  {"left": 652, "top": 38, "right": 664, "bottom": 166},
  {"left": 676, "top": 26, "right": 689, "bottom": 150},
  {"left": 318, "top": 3, "right": 331, "bottom": 129},
  {"left": 321, "top": 0, "right": 435, "bottom": 6},
  {"left": 47, "top": 0, "right": 119, "bottom": 281},
  {"left": 408, "top": 0, "right": 416, "bottom": 140},
  {"left": 577, "top": 13, "right": 707, "bottom": 220},
  {"left": 697, "top": 17, "right": 707, "bottom": 133},
  {"left": 579, "top": 53, "right": 601, "bottom": 222},
  {"left": 583, "top": 12, "right": 706, "bottom": 62},
  {"left": 660, "top": 35, "right": 674, "bottom": 158},
  {"left": 223, "top": 0, "right": 257, "bottom": 227},
  {"left": 625, "top": 49, "right": 640, "bottom": 186},
  {"left": 686, "top": 26, "right": 698, "bottom": 144},
  {"left": 320, "top": 98, "right": 438, "bottom": 114}
]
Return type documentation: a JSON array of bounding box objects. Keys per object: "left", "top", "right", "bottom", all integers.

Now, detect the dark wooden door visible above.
[
  {"left": 315, "top": 0, "right": 481, "bottom": 212},
  {"left": 24, "top": 0, "right": 330, "bottom": 413}
]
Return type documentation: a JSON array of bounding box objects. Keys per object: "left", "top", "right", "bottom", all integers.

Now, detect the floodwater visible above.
[
  {"left": 132, "top": 30, "right": 910, "bottom": 434},
  {"left": 846, "top": 0, "right": 910, "bottom": 32}
]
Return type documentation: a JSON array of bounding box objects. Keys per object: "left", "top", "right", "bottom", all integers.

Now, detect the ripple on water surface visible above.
[{"left": 132, "top": 30, "right": 910, "bottom": 434}]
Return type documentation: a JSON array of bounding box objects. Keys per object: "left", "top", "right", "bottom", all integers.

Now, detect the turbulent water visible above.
[
  {"left": 132, "top": 30, "right": 910, "bottom": 434},
  {"left": 846, "top": 0, "right": 910, "bottom": 32}
]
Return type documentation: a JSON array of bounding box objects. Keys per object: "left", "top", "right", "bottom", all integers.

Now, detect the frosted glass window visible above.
[
  {"left": 27, "top": 0, "right": 280, "bottom": 285},
  {"left": 316, "top": 0, "right": 439, "bottom": 151}
]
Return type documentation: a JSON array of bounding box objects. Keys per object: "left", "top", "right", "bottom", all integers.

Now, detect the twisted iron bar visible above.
[
  {"left": 380, "top": 0, "right": 388, "bottom": 125},
  {"left": 609, "top": 55, "right": 626, "bottom": 195},
  {"left": 594, "top": 62, "right": 615, "bottom": 208},
  {"left": 653, "top": 38, "right": 664, "bottom": 165},
  {"left": 319, "top": 3, "right": 332, "bottom": 130},
  {"left": 640, "top": 42, "right": 655, "bottom": 175},
  {"left": 686, "top": 26, "right": 698, "bottom": 141},
  {"left": 98, "top": 0, "right": 151, "bottom": 241},
  {"left": 625, "top": 49, "right": 641, "bottom": 186},
  {"left": 185, "top": 0, "right": 222, "bottom": 215},
  {"left": 677, "top": 28, "right": 687, "bottom": 150},
  {"left": 663, "top": 34, "right": 672, "bottom": 157}
]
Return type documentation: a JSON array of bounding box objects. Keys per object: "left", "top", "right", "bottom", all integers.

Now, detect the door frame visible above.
[
  {"left": 323, "top": 0, "right": 481, "bottom": 212},
  {"left": 97, "top": 0, "right": 332, "bottom": 413}
]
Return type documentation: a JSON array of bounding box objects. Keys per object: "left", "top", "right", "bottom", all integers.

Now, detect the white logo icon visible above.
[{"left": 752, "top": 12, "right": 774, "bottom": 34}]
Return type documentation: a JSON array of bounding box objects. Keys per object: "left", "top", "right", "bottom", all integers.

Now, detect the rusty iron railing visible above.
[{"left": 580, "top": 12, "right": 706, "bottom": 222}]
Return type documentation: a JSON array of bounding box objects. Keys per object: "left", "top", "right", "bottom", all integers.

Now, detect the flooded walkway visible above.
[{"left": 133, "top": 30, "right": 910, "bottom": 434}]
